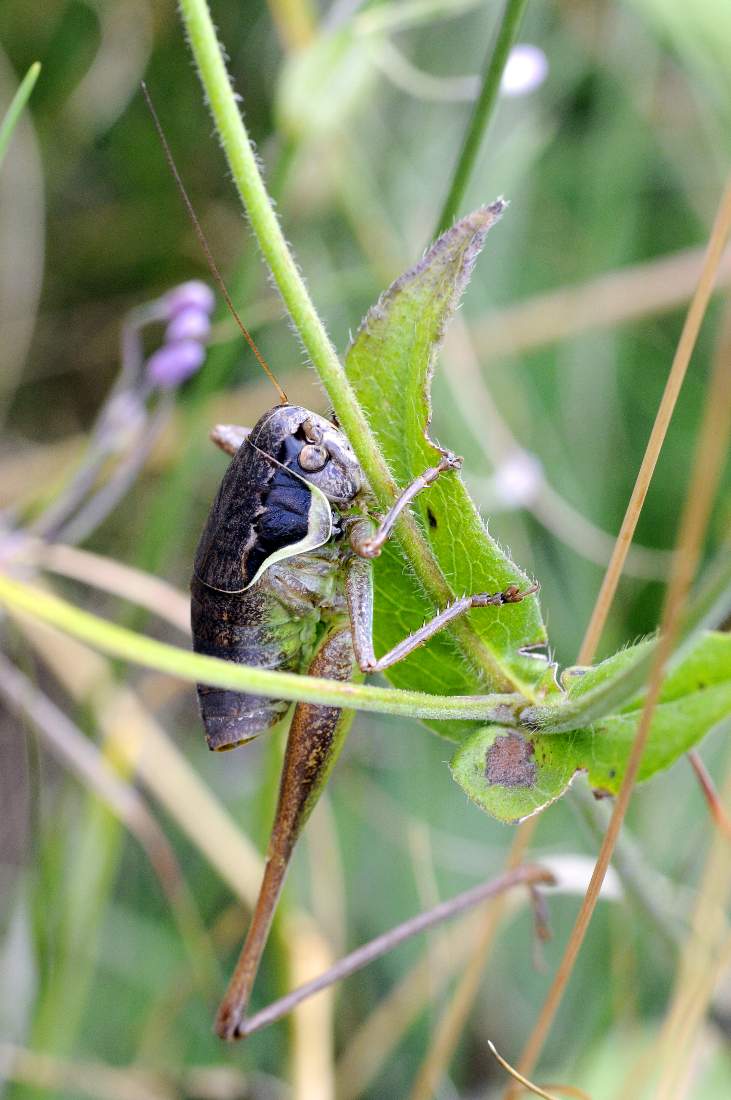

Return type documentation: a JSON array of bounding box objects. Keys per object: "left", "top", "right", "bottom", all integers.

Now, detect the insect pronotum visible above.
[{"left": 144, "top": 84, "right": 538, "bottom": 1040}]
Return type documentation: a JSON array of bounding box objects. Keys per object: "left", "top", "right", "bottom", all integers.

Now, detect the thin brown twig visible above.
[
  {"left": 236, "top": 865, "right": 554, "bottom": 1038},
  {"left": 577, "top": 176, "right": 731, "bottom": 664},
  {"left": 688, "top": 750, "right": 731, "bottom": 842},
  {"left": 505, "top": 182, "right": 731, "bottom": 1096}
]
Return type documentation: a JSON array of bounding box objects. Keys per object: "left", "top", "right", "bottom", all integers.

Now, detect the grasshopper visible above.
[
  {"left": 193, "top": 401, "right": 537, "bottom": 1039},
  {"left": 142, "top": 84, "right": 537, "bottom": 1039}
]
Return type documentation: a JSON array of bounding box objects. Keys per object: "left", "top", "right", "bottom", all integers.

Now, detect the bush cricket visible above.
[{"left": 144, "top": 84, "right": 537, "bottom": 1040}]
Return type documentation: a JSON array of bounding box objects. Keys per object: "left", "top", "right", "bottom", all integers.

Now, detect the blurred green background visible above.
[{"left": 1, "top": 0, "right": 730, "bottom": 1097}]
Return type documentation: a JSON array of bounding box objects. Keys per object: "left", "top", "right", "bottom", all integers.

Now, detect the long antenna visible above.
[{"left": 141, "top": 81, "right": 288, "bottom": 404}]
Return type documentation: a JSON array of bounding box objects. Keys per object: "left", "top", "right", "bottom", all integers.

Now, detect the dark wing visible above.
[{"left": 193, "top": 442, "right": 332, "bottom": 593}]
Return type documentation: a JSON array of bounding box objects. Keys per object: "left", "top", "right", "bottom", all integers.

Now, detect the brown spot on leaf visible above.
[
  {"left": 427, "top": 507, "right": 438, "bottom": 529},
  {"left": 485, "top": 732, "right": 537, "bottom": 789}
]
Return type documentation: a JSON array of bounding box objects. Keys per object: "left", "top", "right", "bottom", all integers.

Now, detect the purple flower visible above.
[
  {"left": 163, "top": 280, "right": 216, "bottom": 319},
  {"left": 165, "top": 306, "right": 212, "bottom": 343},
  {"left": 146, "top": 339, "right": 206, "bottom": 389},
  {"left": 144, "top": 280, "right": 215, "bottom": 390}
]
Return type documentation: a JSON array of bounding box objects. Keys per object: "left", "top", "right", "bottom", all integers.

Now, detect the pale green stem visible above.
[
  {"left": 0, "top": 61, "right": 40, "bottom": 170},
  {"left": 176, "top": 0, "right": 524, "bottom": 695},
  {"left": 0, "top": 574, "right": 521, "bottom": 725},
  {"left": 521, "top": 551, "right": 731, "bottom": 733},
  {"left": 435, "top": 0, "right": 528, "bottom": 234}
]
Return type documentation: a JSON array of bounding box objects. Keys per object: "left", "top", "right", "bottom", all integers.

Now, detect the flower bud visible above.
[
  {"left": 146, "top": 339, "right": 206, "bottom": 389},
  {"left": 165, "top": 306, "right": 212, "bottom": 343},
  {"left": 163, "top": 280, "right": 216, "bottom": 319}
]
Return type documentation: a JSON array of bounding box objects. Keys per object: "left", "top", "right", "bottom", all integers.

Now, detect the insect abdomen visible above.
[{"left": 191, "top": 576, "right": 317, "bottom": 750}]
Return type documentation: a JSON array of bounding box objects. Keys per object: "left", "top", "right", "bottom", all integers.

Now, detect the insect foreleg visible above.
[
  {"left": 346, "top": 555, "right": 538, "bottom": 673},
  {"left": 210, "top": 424, "right": 251, "bottom": 455},
  {"left": 351, "top": 451, "right": 462, "bottom": 559},
  {"left": 215, "top": 626, "right": 357, "bottom": 1041}
]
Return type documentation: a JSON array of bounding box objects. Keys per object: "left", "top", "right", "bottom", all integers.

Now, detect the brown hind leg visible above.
[{"left": 214, "top": 627, "right": 356, "bottom": 1040}]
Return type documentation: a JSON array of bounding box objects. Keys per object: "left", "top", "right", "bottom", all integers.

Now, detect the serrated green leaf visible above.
[
  {"left": 451, "top": 632, "right": 731, "bottom": 822},
  {"left": 344, "top": 206, "right": 549, "bottom": 739}
]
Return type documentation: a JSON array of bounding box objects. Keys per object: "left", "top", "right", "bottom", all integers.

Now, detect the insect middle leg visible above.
[
  {"left": 346, "top": 557, "right": 538, "bottom": 674},
  {"left": 214, "top": 626, "right": 356, "bottom": 1041}
]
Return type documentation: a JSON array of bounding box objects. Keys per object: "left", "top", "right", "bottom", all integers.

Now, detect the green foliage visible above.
[
  {"left": 346, "top": 205, "right": 550, "bottom": 738},
  {"left": 0, "top": 60, "right": 40, "bottom": 169},
  {"left": 3, "top": 0, "right": 731, "bottom": 1091},
  {"left": 451, "top": 632, "right": 731, "bottom": 822}
]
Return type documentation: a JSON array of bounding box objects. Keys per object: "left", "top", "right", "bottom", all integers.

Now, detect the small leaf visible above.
[
  {"left": 345, "top": 206, "right": 549, "bottom": 738},
  {"left": 452, "top": 632, "right": 731, "bottom": 822},
  {"left": 451, "top": 726, "right": 575, "bottom": 823}
]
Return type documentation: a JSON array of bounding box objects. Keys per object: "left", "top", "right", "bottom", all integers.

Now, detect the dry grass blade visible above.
[
  {"left": 0, "top": 1042, "right": 264, "bottom": 1100},
  {"left": 0, "top": 1043, "right": 171, "bottom": 1100},
  {"left": 25, "top": 540, "right": 190, "bottom": 633},
  {"left": 16, "top": 612, "right": 264, "bottom": 905},
  {"left": 288, "top": 914, "right": 336, "bottom": 1100},
  {"left": 489, "top": 1041, "right": 593, "bottom": 1100},
  {"left": 505, "top": 183, "right": 731, "bottom": 1097},
  {"left": 473, "top": 242, "right": 731, "bottom": 361},
  {"left": 578, "top": 176, "right": 731, "bottom": 664},
  {"left": 688, "top": 750, "right": 731, "bottom": 842},
  {"left": 652, "top": 751, "right": 731, "bottom": 1099}
]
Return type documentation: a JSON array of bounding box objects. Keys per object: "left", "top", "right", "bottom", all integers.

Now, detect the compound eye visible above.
[
  {"left": 302, "top": 419, "right": 324, "bottom": 444},
  {"left": 299, "top": 444, "right": 328, "bottom": 472}
]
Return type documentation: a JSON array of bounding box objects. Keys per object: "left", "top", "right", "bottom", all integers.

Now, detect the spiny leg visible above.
[
  {"left": 351, "top": 451, "right": 463, "bottom": 559},
  {"left": 346, "top": 555, "right": 538, "bottom": 673},
  {"left": 215, "top": 627, "right": 356, "bottom": 1040}
]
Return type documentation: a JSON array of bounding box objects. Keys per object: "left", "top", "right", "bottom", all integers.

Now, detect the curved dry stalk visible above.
[
  {"left": 489, "top": 1041, "right": 593, "bottom": 1100},
  {"left": 578, "top": 177, "right": 731, "bottom": 664},
  {"left": 687, "top": 750, "right": 731, "bottom": 841},
  {"left": 506, "top": 181, "right": 731, "bottom": 1097}
]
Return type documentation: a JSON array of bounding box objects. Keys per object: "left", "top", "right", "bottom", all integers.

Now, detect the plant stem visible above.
[
  {"left": 520, "top": 547, "right": 731, "bottom": 733},
  {"left": 177, "top": 0, "right": 393, "bottom": 500},
  {"left": 176, "top": 0, "right": 525, "bottom": 693},
  {"left": 435, "top": 0, "right": 528, "bottom": 235},
  {"left": 0, "top": 573, "right": 521, "bottom": 725},
  {"left": 0, "top": 61, "right": 40, "bottom": 170}
]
